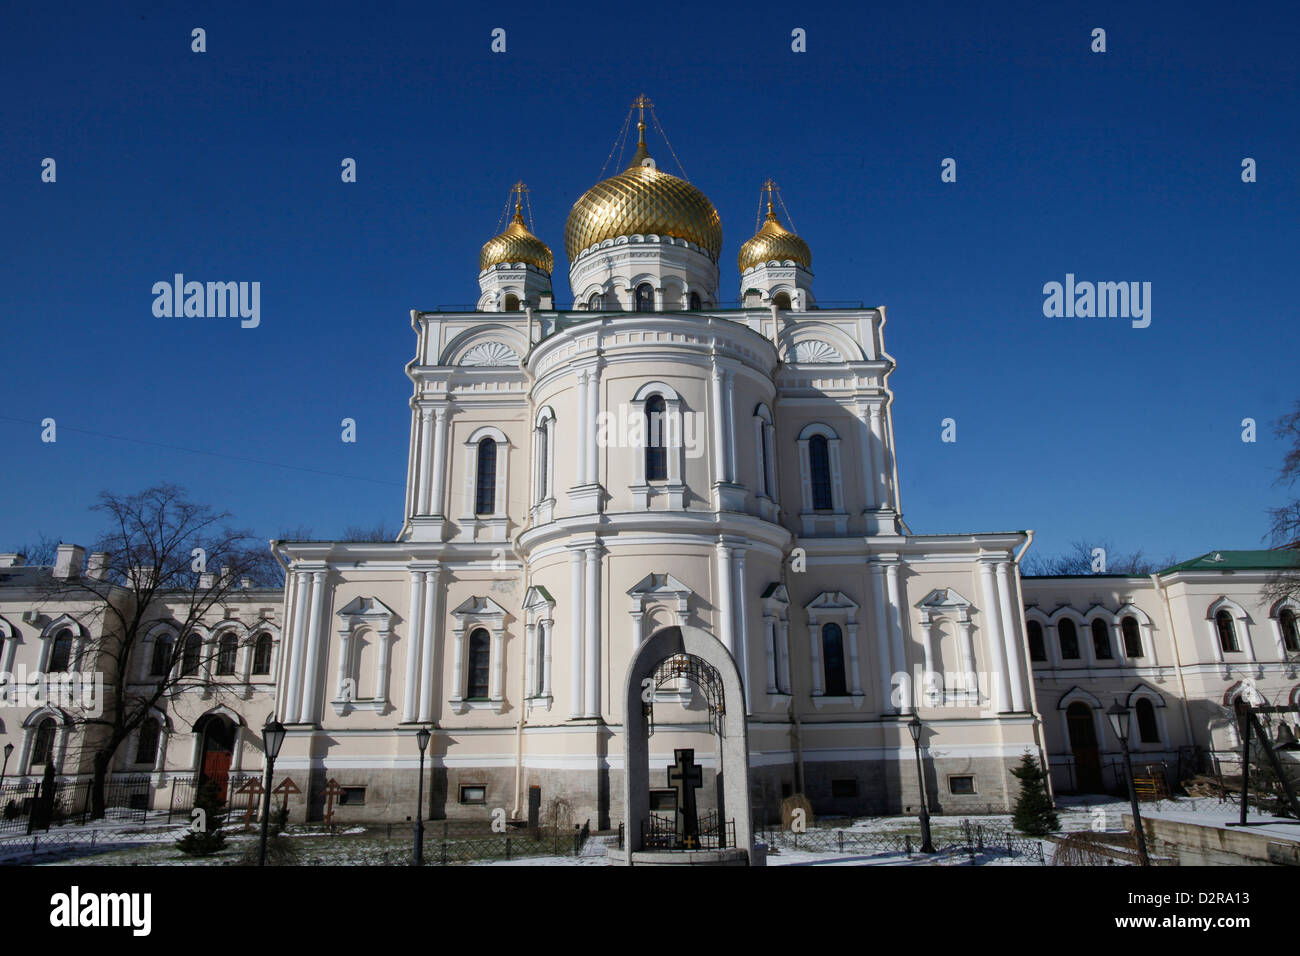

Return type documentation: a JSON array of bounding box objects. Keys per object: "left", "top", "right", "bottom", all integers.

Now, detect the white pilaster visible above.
[
  {"left": 402, "top": 570, "right": 425, "bottom": 722},
  {"left": 715, "top": 540, "right": 734, "bottom": 651},
  {"left": 885, "top": 563, "right": 909, "bottom": 714},
  {"left": 995, "top": 562, "right": 1027, "bottom": 712},
  {"left": 429, "top": 407, "right": 450, "bottom": 517},
  {"left": 979, "top": 561, "right": 1012, "bottom": 713},
  {"left": 298, "top": 570, "right": 327, "bottom": 723},
  {"left": 734, "top": 547, "right": 750, "bottom": 712},
  {"left": 284, "top": 570, "right": 310, "bottom": 721},
  {"left": 871, "top": 565, "right": 894, "bottom": 713},
  {"left": 569, "top": 548, "right": 585, "bottom": 717},
  {"left": 418, "top": 567, "right": 442, "bottom": 722},
  {"left": 583, "top": 544, "right": 601, "bottom": 717}
]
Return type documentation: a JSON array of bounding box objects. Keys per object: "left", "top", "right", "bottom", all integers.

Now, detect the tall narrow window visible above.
[
  {"left": 1280, "top": 608, "right": 1299, "bottom": 653},
  {"left": 809, "top": 435, "right": 833, "bottom": 510},
  {"left": 475, "top": 438, "right": 497, "bottom": 515},
  {"left": 822, "top": 623, "right": 847, "bottom": 696},
  {"left": 773, "top": 291, "right": 792, "bottom": 309},
  {"left": 48, "top": 629, "right": 73, "bottom": 672},
  {"left": 760, "top": 422, "right": 773, "bottom": 497},
  {"left": 1091, "top": 619, "right": 1113, "bottom": 660},
  {"left": 1135, "top": 698, "right": 1160, "bottom": 744},
  {"left": 588, "top": 292, "right": 602, "bottom": 310},
  {"left": 467, "top": 628, "right": 490, "bottom": 699},
  {"left": 689, "top": 291, "right": 701, "bottom": 310},
  {"left": 635, "top": 283, "right": 654, "bottom": 312},
  {"left": 181, "top": 634, "right": 202, "bottom": 676},
  {"left": 1058, "top": 620, "right": 1079, "bottom": 660},
  {"left": 216, "top": 633, "right": 237, "bottom": 675},
  {"left": 252, "top": 633, "right": 273, "bottom": 675},
  {"left": 31, "top": 718, "right": 56, "bottom": 767},
  {"left": 504, "top": 293, "right": 521, "bottom": 311},
  {"left": 645, "top": 394, "right": 667, "bottom": 481},
  {"left": 1121, "top": 616, "right": 1144, "bottom": 657},
  {"left": 136, "top": 718, "right": 161, "bottom": 765},
  {"left": 1026, "top": 621, "right": 1046, "bottom": 662},
  {"left": 150, "top": 636, "right": 173, "bottom": 677},
  {"left": 536, "top": 423, "right": 549, "bottom": 502},
  {"left": 1215, "top": 609, "right": 1239, "bottom": 653}
]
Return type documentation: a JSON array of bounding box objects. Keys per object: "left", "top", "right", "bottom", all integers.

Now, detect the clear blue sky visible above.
[{"left": 1, "top": 1, "right": 1295, "bottom": 563}]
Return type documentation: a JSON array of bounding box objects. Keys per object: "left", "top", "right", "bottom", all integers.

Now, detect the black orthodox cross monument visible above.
[{"left": 667, "top": 748, "right": 703, "bottom": 847}]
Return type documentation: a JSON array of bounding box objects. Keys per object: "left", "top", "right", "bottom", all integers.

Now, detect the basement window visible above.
[
  {"left": 949, "top": 775, "right": 976, "bottom": 795},
  {"left": 459, "top": 785, "right": 487, "bottom": 805}
]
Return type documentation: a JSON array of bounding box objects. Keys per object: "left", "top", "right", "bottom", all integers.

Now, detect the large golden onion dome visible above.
[
  {"left": 565, "top": 123, "right": 722, "bottom": 262},
  {"left": 738, "top": 201, "right": 812, "bottom": 272},
  {"left": 479, "top": 203, "right": 554, "bottom": 274}
]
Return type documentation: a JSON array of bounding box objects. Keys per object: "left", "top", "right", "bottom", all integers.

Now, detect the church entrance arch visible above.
[
  {"left": 1066, "top": 702, "right": 1103, "bottom": 793},
  {"left": 621, "top": 625, "right": 756, "bottom": 864},
  {"left": 195, "top": 713, "right": 237, "bottom": 801}
]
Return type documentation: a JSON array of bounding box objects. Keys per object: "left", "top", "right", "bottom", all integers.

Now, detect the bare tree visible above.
[
  {"left": 1264, "top": 400, "right": 1300, "bottom": 604},
  {"left": 39, "top": 484, "right": 279, "bottom": 818},
  {"left": 1021, "top": 539, "right": 1177, "bottom": 577},
  {"left": 341, "top": 521, "right": 398, "bottom": 542},
  {"left": 5, "top": 534, "right": 60, "bottom": 567}
]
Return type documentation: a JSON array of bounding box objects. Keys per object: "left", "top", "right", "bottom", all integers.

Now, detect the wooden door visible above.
[{"left": 1067, "top": 703, "right": 1104, "bottom": 793}]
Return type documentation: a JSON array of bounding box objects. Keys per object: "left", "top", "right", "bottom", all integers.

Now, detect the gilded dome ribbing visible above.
[
  {"left": 565, "top": 124, "right": 722, "bottom": 262},
  {"left": 738, "top": 202, "right": 811, "bottom": 272},
  {"left": 479, "top": 205, "right": 554, "bottom": 274}
]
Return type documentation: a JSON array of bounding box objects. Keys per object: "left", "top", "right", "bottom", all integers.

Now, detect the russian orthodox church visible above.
[{"left": 2, "top": 100, "right": 1297, "bottom": 832}]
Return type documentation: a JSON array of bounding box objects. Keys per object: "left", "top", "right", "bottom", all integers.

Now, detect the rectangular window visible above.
[
  {"left": 949, "top": 775, "right": 975, "bottom": 795},
  {"left": 459, "top": 784, "right": 487, "bottom": 805},
  {"left": 830, "top": 779, "right": 858, "bottom": 798},
  {"left": 340, "top": 787, "right": 366, "bottom": 806}
]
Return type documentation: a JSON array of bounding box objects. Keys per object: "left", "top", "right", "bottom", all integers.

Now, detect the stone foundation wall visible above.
[{"left": 267, "top": 753, "right": 1023, "bottom": 827}]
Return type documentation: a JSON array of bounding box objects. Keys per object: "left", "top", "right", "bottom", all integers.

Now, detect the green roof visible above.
[{"left": 1158, "top": 549, "right": 1300, "bottom": 575}]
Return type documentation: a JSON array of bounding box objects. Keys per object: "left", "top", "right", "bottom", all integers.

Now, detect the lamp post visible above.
[
  {"left": 1106, "top": 702, "right": 1150, "bottom": 867},
  {"left": 257, "top": 718, "right": 286, "bottom": 867},
  {"left": 414, "top": 728, "right": 431, "bottom": 866},
  {"left": 1, "top": 742, "right": 13, "bottom": 784},
  {"left": 907, "top": 716, "right": 936, "bottom": 853}
]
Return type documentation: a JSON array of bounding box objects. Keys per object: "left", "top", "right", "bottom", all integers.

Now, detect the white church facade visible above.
[{"left": 2, "top": 105, "right": 1298, "bottom": 831}]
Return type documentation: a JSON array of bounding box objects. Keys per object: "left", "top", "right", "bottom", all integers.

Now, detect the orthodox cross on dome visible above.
[
  {"left": 498, "top": 180, "right": 535, "bottom": 233},
  {"left": 756, "top": 178, "right": 797, "bottom": 233},
  {"left": 666, "top": 748, "right": 703, "bottom": 846}
]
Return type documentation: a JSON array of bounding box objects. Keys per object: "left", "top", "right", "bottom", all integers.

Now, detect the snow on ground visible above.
[{"left": 6, "top": 792, "right": 1287, "bottom": 866}]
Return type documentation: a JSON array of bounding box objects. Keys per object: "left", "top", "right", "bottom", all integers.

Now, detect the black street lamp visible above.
[
  {"left": 1, "top": 742, "right": 13, "bottom": 784},
  {"left": 258, "top": 718, "right": 287, "bottom": 867},
  {"left": 907, "top": 715, "right": 936, "bottom": 853},
  {"left": 1106, "top": 702, "right": 1150, "bottom": 867},
  {"left": 414, "top": 728, "right": 431, "bottom": 866}
]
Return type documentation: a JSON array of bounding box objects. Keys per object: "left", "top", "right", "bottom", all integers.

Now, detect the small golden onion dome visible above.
[
  {"left": 565, "top": 123, "right": 722, "bottom": 262},
  {"left": 479, "top": 203, "right": 554, "bottom": 274},
  {"left": 738, "top": 202, "right": 812, "bottom": 273}
]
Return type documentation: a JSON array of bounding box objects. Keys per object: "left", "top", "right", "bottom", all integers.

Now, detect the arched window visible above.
[
  {"left": 48, "top": 629, "right": 73, "bottom": 672},
  {"left": 822, "top": 623, "right": 847, "bottom": 696},
  {"left": 1091, "top": 619, "right": 1113, "bottom": 660},
  {"left": 1135, "top": 698, "right": 1160, "bottom": 744},
  {"left": 1280, "top": 608, "right": 1300, "bottom": 653},
  {"left": 536, "top": 421, "right": 549, "bottom": 500},
  {"left": 645, "top": 394, "right": 668, "bottom": 481},
  {"left": 252, "top": 633, "right": 273, "bottom": 675},
  {"left": 689, "top": 291, "right": 701, "bottom": 310},
  {"left": 181, "top": 634, "right": 202, "bottom": 676},
  {"left": 809, "top": 435, "right": 833, "bottom": 510},
  {"left": 150, "top": 635, "right": 173, "bottom": 677},
  {"left": 475, "top": 438, "right": 497, "bottom": 515},
  {"left": 773, "top": 291, "right": 792, "bottom": 309},
  {"left": 635, "top": 283, "right": 654, "bottom": 312},
  {"left": 1215, "top": 609, "right": 1239, "bottom": 653},
  {"left": 467, "top": 628, "right": 490, "bottom": 699},
  {"left": 1058, "top": 619, "right": 1080, "bottom": 660},
  {"left": 504, "top": 293, "right": 521, "bottom": 311},
  {"left": 1121, "top": 616, "right": 1144, "bottom": 657},
  {"left": 216, "top": 633, "right": 237, "bottom": 675},
  {"left": 136, "top": 718, "right": 161, "bottom": 765},
  {"left": 588, "top": 292, "right": 602, "bottom": 310},
  {"left": 1026, "top": 621, "right": 1046, "bottom": 662},
  {"left": 31, "top": 718, "right": 57, "bottom": 767}
]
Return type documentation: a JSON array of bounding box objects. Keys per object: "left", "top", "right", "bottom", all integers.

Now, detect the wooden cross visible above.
[
  {"left": 322, "top": 778, "right": 344, "bottom": 828},
  {"left": 666, "top": 748, "right": 703, "bottom": 848},
  {"left": 234, "top": 777, "right": 263, "bottom": 827},
  {"left": 273, "top": 776, "right": 301, "bottom": 815}
]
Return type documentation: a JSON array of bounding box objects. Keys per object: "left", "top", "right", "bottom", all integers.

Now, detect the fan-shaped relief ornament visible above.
[
  {"left": 460, "top": 342, "right": 520, "bottom": 367},
  {"left": 790, "top": 340, "right": 841, "bottom": 364}
]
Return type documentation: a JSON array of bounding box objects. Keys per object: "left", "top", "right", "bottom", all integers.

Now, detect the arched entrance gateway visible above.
[
  {"left": 194, "top": 712, "right": 238, "bottom": 801},
  {"left": 615, "top": 626, "right": 759, "bottom": 866}
]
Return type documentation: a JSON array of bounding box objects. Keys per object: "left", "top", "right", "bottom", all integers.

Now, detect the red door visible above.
[{"left": 202, "top": 751, "right": 232, "bottom": 801}]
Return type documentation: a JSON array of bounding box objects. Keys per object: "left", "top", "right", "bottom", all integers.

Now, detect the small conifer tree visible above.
[
  {"left": 1010, "top": 752, "right": 1060, "bottom": 835},
  {"left": 176, "top": 780, "right": 228, "bottom": 856}
]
